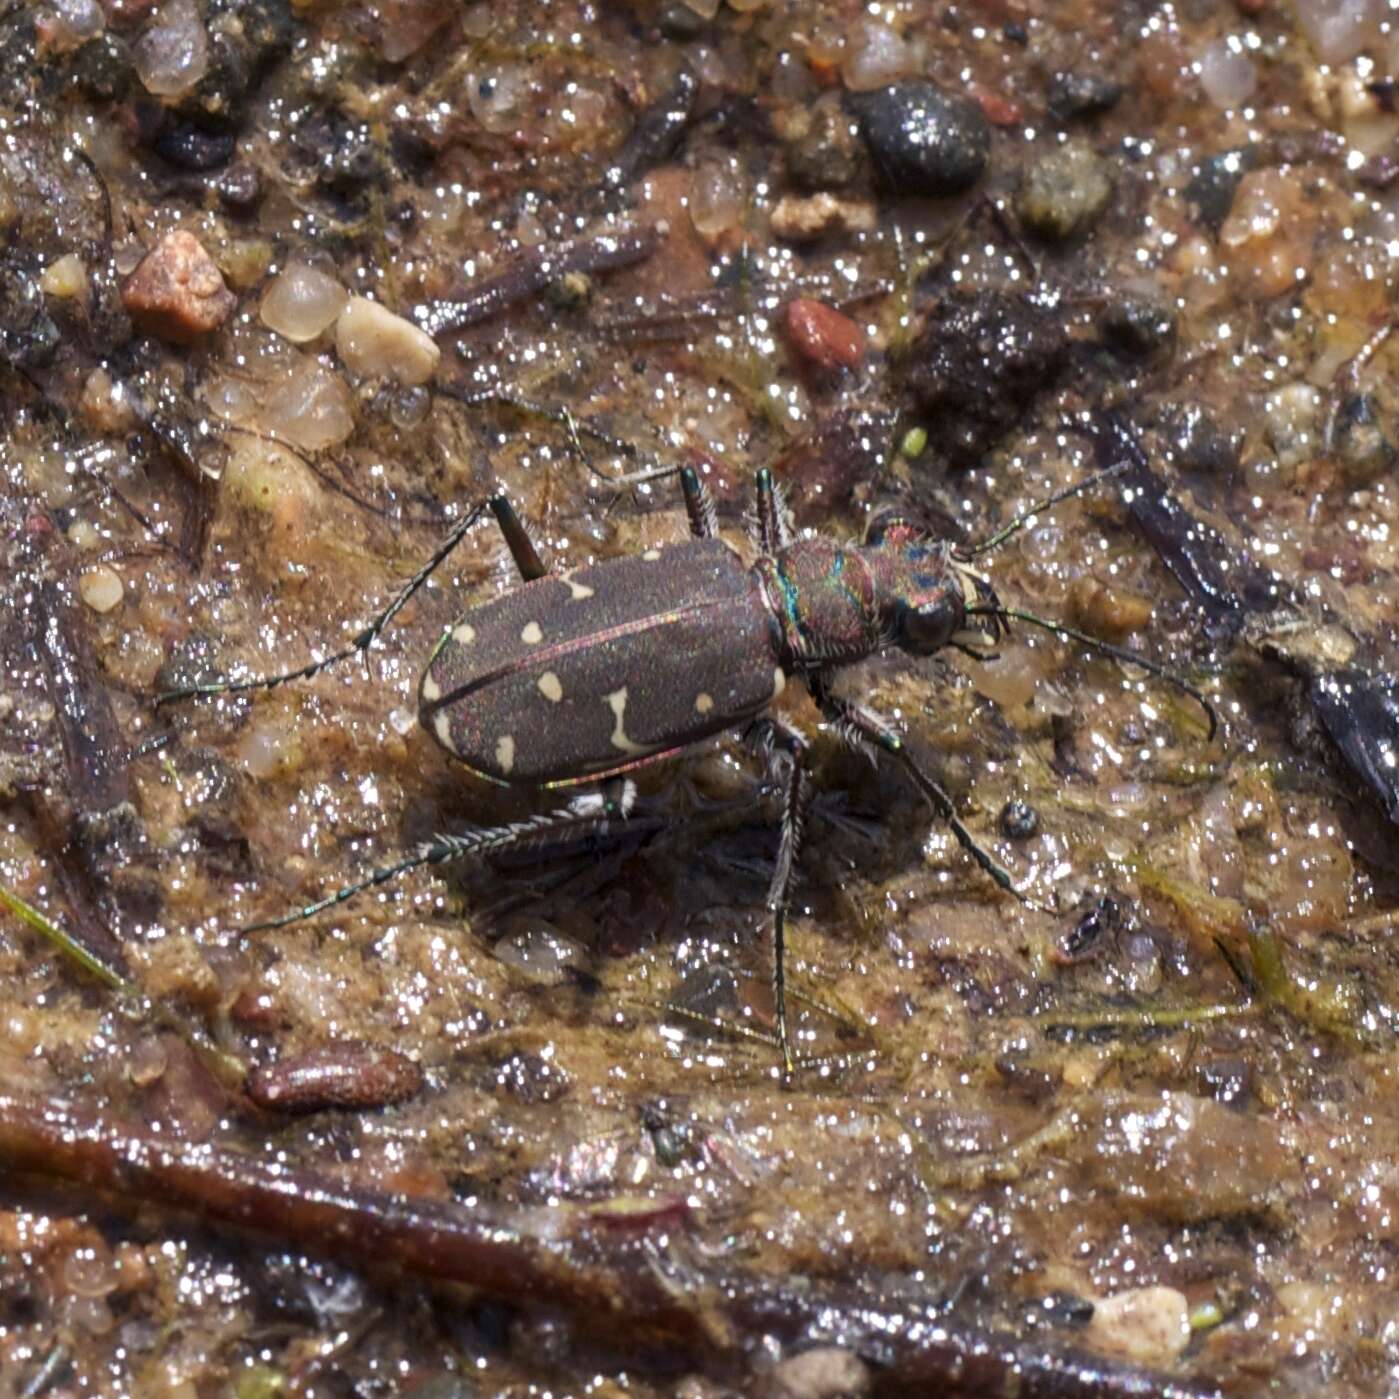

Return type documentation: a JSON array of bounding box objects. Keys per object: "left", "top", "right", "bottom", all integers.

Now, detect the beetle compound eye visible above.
[{"left": 898, "top": 600, "right": 956, "bottom": 653}]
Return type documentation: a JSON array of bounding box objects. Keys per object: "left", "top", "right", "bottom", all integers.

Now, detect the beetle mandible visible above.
[{"left": 164, "top": 454, "right": 1216, "bottom": 1075}]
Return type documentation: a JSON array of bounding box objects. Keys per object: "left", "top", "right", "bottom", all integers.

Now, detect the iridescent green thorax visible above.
[{"left": 754, "top": 539, "right": 882, "bottom": 667}]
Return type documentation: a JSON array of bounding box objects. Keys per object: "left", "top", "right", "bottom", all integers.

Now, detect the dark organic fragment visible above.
[
  {"left": 598, "top": 65, "right": 697, "bottom": 196},
  {"left": 1158, "top": 404, "right": 1239, "bottom": 475},
  {"left": 1088, "top": 412, "right": 1267, "bottom": 640},
  {"left": 1308, "top": 670, "right": 1399, "bottom": 825},
  {"left": 413, "top": 227, "right": 659, "bottom": 337},
  {"left": 903, "top": 291, "right": 1071, "bottom": 463},
  {"left": 247, "top": 1043, "right": 425, "bottom": 1113},
  {"left": 847, "top": 80, "right": 991, "bottom": 197}
]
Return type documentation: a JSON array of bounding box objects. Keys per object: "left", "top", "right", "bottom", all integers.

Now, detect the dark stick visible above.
[{"left": 0, "top": 1091, "right": 1224, "bottom": 1397}]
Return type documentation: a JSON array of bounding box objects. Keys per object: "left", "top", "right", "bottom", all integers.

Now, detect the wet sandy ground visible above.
[{"left": 4, "top": 0, "right": 1399, "bottom": 1393}]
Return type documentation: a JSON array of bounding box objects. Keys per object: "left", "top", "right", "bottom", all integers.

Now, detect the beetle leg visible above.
[
  {"left": 490, "top": 495, "right": 551, "bottom": 580},
  {"left": 810, "top": 679, "right": 1050, "bottom": 914},
  {"left": 241, "top": 781, "right": 638, "bottom": 933},
  {"left": 753, "top": 468, "right": 794, "bottom": 555},
  {"left": 679, "top": 465, "right": 719, "bottom": 540},
  {"left": 157, "top": 499, "right": 499, "bottom": 704},
  {"left": 746, "top": 717, "right": 812, "bottom": 1078}
]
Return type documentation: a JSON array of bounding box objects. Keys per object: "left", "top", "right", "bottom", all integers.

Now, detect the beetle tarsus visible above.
[{"left": 749, "top": 717, "right": 812, "bottom": 1080}]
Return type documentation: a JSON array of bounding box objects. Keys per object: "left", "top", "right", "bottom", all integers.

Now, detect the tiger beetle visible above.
[{"left": 162, "top": 451, "right": 1216, "bottom": 1076}]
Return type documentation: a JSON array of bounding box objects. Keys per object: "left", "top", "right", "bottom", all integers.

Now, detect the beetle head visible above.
[{"left": 862, "top": 513, "right": 1006, "bottom": 655}]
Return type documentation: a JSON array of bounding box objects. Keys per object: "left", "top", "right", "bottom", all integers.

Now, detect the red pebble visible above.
[
  {"left": 783, "top": 297, "right": 864, "bottom": 372},
  {"left": 970, "top": 83, "right": 1023, "bottom": 127}
]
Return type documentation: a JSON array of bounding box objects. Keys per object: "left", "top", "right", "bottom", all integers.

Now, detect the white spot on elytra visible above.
[
  {"left": 496, "top": 734, "right": 516, "bottom": 773},
  {"left": 773, "top": 666, "right": 787, "bottom": 699},
  {"left": 421, "top": 673, "right": 441, "bottom": 702},
  {"left": 606, "top": 686, "right": 649, "bottom": 755},
  {"left": 563, "top": 575, "right": 594, "bottom": 600},
  {"left": 521, "top": 621, "right": 543, "bottom": 644},
  {"left": 538, "top": 671, "right": 563, "bottom": 702},
  {"left": 642, "top": 548, "right": 662, "bottom": 561},
  {"left": 694, "top": 692, "right": 714, "bottom": 714},
  {"left": 452, "top": 622, "right": 476, "bottom": 644},
  {"left": 433, "top": 711, "right": 455, "bottom": 750}
]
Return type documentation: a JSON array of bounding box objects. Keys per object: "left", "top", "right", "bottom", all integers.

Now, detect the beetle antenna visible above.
[
  {"left": 157, "top": 499, "right": 495, "bottom": 705},
  {"left": 963, "top": 461, "right": 1129, "bottom": 559},
  {"left": 967, "top": 603, "right": 1218, "bottom": 739}
]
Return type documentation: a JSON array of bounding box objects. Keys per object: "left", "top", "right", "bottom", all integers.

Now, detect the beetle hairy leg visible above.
[
  {"left": 490, "top": 495, "right": 550, "bottom": 581},
  {"left": 240, "top": 785, "right": 637, "bottom": 934}
]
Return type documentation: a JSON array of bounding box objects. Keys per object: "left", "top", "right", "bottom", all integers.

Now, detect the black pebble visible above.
[
  {"left": 1046, "top": 71, "right": 1123, "bottom": 124},
  {"left": 1000, "top": 799, "right": 1040, "bottom": 840},
  {"left": 847, "top": 80, "right": 990, "bottom": 197}
]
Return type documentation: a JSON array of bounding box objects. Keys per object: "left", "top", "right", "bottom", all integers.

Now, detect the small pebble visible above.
[
  {"left": 1332, "top": 392, "right": 1396, "bottom": 487},
  {"left": 658, "top": 1, "right": 709, "bottom": 39},
  {"left": 1069, "top": 575, "right": 1153, "bottom": 639},
  {"left": 1198, "top": 36, "right": 1257, "bottom": 109},
  {"left": 970, "top": 83, "right": 1023, "bottom": 127},
  {"left": 262, "top": 357, "right": 356, "bottom": 451},
  {"left": 36, "top": 0, "right": 105, "bottom": 51},
  {"left": 260, "top": 262, "right": 348, "bottom": 343},
  {"left": 1015, "top": 142, "right": 1113, "bottom": 241},
  {"left": 847, "top": 80, "right": 991, "bottom": 198},
  {"left": 217, "top": 162, "right": 263, "bottom": 212},
  {"left": 1046, "top": 71, "right": 1123, "bottom": 124},
  {"left": 1293, "top": 0, "right": 1382, "bottom": 64},
  {"left": 770, "top": 192, "right": 877, "bottom": 242},
  {"left": 784, "top": 97, "right": 861, "bottom": 191},
  {"left": 494, "top": 923, "right": 590, "bottom": 986},
  {"left": 689, "top": 157, "right": 746, "bottom": 242},
  {"left": 40, "top": 253, "right": 86, "bottom": 299},
  {"left": 78, "top": 566, "right": 124, "bottom": 613},
  {"left": 765, "top": 1346, "right": 871, "bottom": 1399},
  {"left": 132, "top": 0, "right": 209, "bottom": 97},
  {"left": 1184, "top": 147, "right": 1253, "bottom": 232},
  {"left": 122, "top": 229, "right": 236, "bottom": 344},
  {"left": 1198, "top": 1056, "right": 1252, "bottom": 1106},
  {"left": 999, "top": 799, "right": 1039, "bottom": 840},
  {"left": 783, "top": 297, "right": 863, "bottom": 371},
  {"left": 840, "top": 18, "right": 917, "bottom": 93},
  {"left": 336, "top": 295, "right": 441, "bottom": 386},
  {"left": 1084, "top": 1286, "right": 1191, "bottom": 1368},
  {"left": 1264, "top": 381, "right": 1322, "bottom": 470}
]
